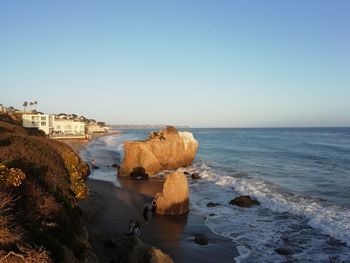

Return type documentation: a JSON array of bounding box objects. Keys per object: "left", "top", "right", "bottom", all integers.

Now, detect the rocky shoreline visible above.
[
  {"left": 79, "top": 179, "right": 236, "bottom": 262},
  {"left": 76, "top": 127, "right": 236, "bottom": 262}
]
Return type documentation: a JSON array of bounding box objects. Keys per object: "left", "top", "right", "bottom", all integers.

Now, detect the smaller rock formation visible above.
[
  {"left": 275, "top": 247, "right": 292, "bottom": 256},
  {"left": 108, "top": 236, "right": 174, "bottom": 263},
  {"left": 149, "top": 247, "right": 174, "bottom": 263},
  {"left": 130, "top": 167, "right": 149, "bottom": 180},
  {"left": 194, "top": 234, "right": 208, "bottom": 245},
  {"left": 206, "top": 202, "right": 220, "bottom": 207},
  {"left": 155, "top": 172, "right": 189, "bottom": 215},
  {"left": 111, "top": 163, "right": 120, "bottom": 169},
  {"left": 229, "top": 195, "right": 260, "bottom": 207},
  {"left": 191, "top": 173, "right": 201, "bottom": 179}
]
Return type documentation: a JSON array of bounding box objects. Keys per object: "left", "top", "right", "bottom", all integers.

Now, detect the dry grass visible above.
[
  {"left": 0, "top": 120, "right": 90, "bottom": 261},
  {"left": 0, "top": 195, "right": 51, "bottom": 263},
  {"left": 0, "top": 245, "right": 52, "bottom": 263},
  {"left": 0, "top": 189, "right": 22, "bottom": 246}
]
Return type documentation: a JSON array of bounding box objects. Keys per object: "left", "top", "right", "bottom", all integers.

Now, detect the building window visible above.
[
  {"left": 41, "top": 116, "right": 46, "bottom": 120},
  {"left": 65, "top": 125, "right": 72, "bottom": 129},
  {"left": 41, "top": 122, "right": 46, "bottom": 126},
  {"left": 57, "top": 125, "right": 61, "bottom": 129}
]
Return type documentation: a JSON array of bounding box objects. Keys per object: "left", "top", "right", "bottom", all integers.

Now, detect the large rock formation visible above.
[
  {"left": 119, "top": 126, "right": 198, "bottom": 177},
  {"left": 155, "top": 172, "right": 189, "bottom": 215}
]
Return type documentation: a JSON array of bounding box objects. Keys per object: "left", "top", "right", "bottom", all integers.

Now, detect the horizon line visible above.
[{"left": 108, "top": 125, "right": 350, "bottom": 129}]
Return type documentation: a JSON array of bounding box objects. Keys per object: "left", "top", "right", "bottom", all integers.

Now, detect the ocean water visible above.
[{"left": 81, "top": 128, "right": 350, "bottom": 262}]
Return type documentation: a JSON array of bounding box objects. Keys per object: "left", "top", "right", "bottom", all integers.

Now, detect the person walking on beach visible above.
[
  {"left": 143, "top": 205, "right": 149, "bottom": 224},
  {"left": 91, "top": 159, "right": 96, "bottom": 167},
  {"left": 134, "top": 221, "right": 140, "bottom": 237},
  {"left": 127, "top": 219, "right": 135, "bottom": 236},
  {"left": 151, "top": 199, "right": 157, "bottom": 215}
]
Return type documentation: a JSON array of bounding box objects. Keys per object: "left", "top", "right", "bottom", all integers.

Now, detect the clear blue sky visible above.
[{"left": 0, "top": 0, "right": 349, "bottom": 127}]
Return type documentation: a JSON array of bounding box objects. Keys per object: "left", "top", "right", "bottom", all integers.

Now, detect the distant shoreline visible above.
[
  {"left": 110, "top": 126, "right": 350, "bottom": 129},
  {"left": 109, "top": 125, "right": 189, "bottom": 129},
  {"left": 62, "top": 130, "right": 123, "bottom": 154}
]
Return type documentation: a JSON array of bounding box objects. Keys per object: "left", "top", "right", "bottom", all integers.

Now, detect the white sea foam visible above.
[
  {"left": 182, "top": 162, "right": 350, "bottom": 262},
  {"left": 103, "top": 135, "right": 119, "bottom": 146},
  {"left": 179, "top": 131, "right": 198, "bottom": 151}
]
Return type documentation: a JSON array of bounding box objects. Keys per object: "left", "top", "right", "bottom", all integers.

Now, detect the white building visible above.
[
  {"left": 52, "top": 118, "right": 85, "bottom": 135},
  {"left": 22, "top": 114, "right": 51, "bottom": 134},
  {"left": 22, "top": 114, "right": 85, "bottom": 136},
  {"left": 86, "top": 123, "right": 107, "bottom": 134},
  {"left": 0, "top": 104, "right": 5, "bottom": 113}
]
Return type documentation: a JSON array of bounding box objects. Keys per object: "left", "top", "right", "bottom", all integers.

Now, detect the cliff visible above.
[
  {"left": 120, "top": 126, "right": 198, "bottom": 177},
  {"left": 0, "top": 119, "right": 91, "bottom": 262}
]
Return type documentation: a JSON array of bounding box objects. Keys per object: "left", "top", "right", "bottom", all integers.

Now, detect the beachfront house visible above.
[
  {"left": 51, "top": 117, "right": 85, "bottom": 135},
  {"left": 22, "top": 113, "right": 85, "bottom": 136},
  {"left": 22, "top": 113, "right": 51, "bottom": 134},
  {"left": 86, "top": 123, "right": 107, "bottom": 134},
  {"left": 0, "top": 104, "right": 5, "bottom": 113}
]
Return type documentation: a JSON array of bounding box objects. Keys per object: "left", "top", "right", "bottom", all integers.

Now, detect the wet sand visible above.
[
  {"left": 77, "top": 133, "right": 236, "bottom": 262},
  {"left": 79, "top": 178, "right": 236, "bottom": 263}
]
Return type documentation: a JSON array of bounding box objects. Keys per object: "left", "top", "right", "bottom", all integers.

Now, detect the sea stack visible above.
[
  {"left": 155, "top": 172, "right": 189, "bottom": 215},
  {"left": 119, "top": 126, "right": 198, "bottom": 177}
]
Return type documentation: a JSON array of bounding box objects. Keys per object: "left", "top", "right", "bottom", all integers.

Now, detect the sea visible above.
[{"left": 80, "top": 128, "right": 350, "bottom": 262}]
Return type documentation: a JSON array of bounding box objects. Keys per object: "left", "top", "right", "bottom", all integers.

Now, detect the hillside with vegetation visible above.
[{"left": 0, "top": 116, "right": 91, "bottom": 262}]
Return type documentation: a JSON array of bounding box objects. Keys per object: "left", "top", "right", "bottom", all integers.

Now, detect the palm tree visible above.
[
  {"left": 29, "top": 102, "right": 34, "bottom": 112},
  {"left": 34, "top": 101, "right": 38, "bottom": 110},
  {"left": 23, "top": 101, "right": 28, "bottom": 113}
]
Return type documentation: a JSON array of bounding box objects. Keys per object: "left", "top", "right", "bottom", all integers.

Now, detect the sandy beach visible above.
[
  {"left": 79, "top": 178, "right": 236, "bottom": 262},
  {"left": 62, "top": 131, "right": 123, "bottom": 155},
  {"left": 62, "top": 139, "right": 89, "bottom": 154}
]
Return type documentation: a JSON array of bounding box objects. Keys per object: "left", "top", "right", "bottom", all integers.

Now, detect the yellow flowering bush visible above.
[
  {"left": 70, "top": 180, "right": 89, "bottom": 199},
  {"left": 69, "top": 168, "right": 89, "bottom": 199},
  {"left": 0, "top": 163, "right": 26, "bottom": 187},
  {"left": 62, "top": 150, "right": 89, "bottom": 199}
]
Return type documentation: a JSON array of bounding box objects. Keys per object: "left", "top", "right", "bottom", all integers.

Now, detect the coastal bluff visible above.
[
  {"left": 0, "top": 118, "right": 92, "bottom": 262},
  {"left": 119, "top": 126, "right": 198, "bottom": 177}
]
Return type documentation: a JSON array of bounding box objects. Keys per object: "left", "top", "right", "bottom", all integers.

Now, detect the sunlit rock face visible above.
[
  {"left": 109, "top": 236, "right": 174, "bottom": 263},
  {"left": 155, "top": 172, "right": 189, "bottom": 215},
  {"left": 119, "top": 126, "right": 198, "bottom": 177}
]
